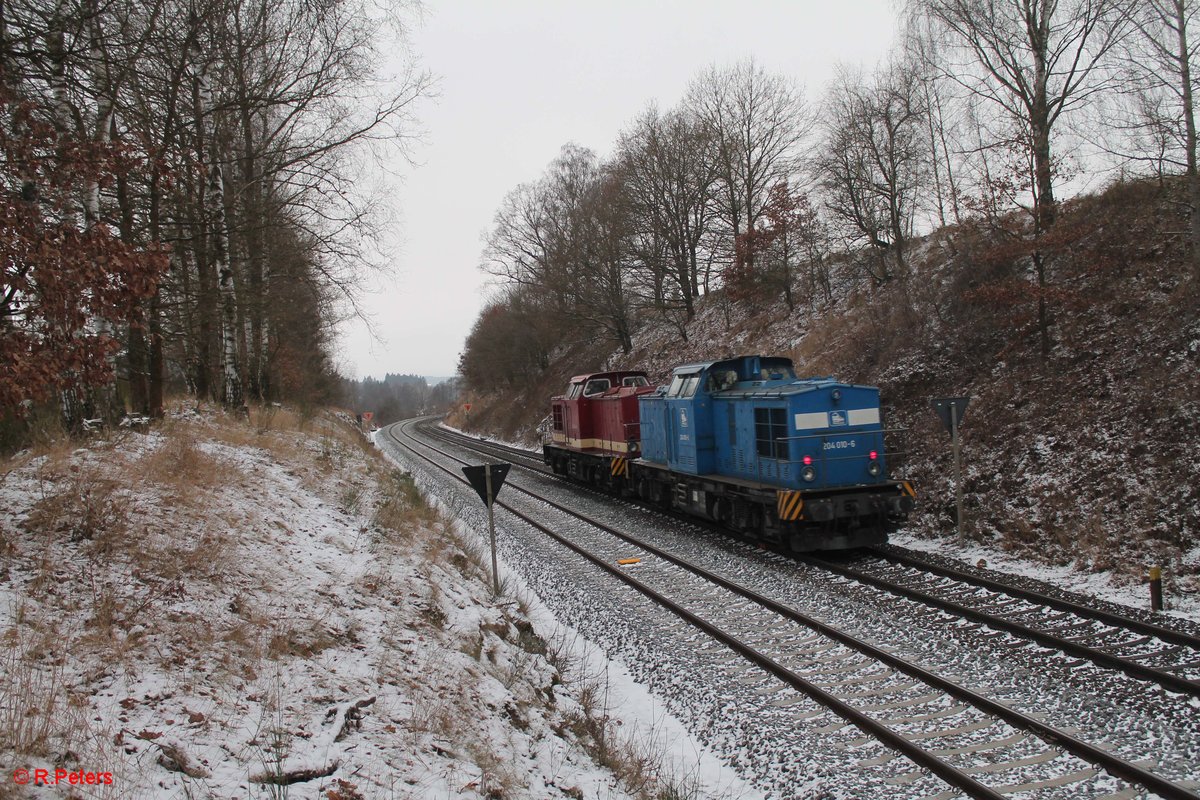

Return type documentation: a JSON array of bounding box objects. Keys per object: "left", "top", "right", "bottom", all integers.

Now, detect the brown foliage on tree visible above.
[
  {"left": 0, "top": 90, "right": 167, "bottom": 412},
  {"left": 729, "top": 182, "right": 827, "bottom": 311}
]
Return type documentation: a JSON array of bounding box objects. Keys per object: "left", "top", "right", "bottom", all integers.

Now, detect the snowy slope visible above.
[{"left": 0, "top": 407, "right": 755, "bottom": 799}]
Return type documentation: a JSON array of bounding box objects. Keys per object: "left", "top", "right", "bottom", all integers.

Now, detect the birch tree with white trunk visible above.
[{"left": 189, "top": 25, "right": 243, "bottom": 410}]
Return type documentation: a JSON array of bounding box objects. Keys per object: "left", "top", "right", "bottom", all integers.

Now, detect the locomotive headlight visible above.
[
  {"left": 801, "top": 465, "right": 817, "bottom": 482},
  {"left": 867, "top": 461, "right": 881, "bottom": 477}
]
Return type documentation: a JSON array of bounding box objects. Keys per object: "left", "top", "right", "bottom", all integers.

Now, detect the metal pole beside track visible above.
[
  {"left": 486, "top": 464, "right": 500, "bottom": 597},
  {"left": 932, "top": 397, "right": 970, "bottom": 542},
  {"left": 952, "top": 403, "right": 964, "bottom": 542},
  {"left": 460, "top": 460, "right": 510, "bottom": 600}
]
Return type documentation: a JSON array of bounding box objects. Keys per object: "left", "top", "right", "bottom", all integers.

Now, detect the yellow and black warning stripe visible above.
[
  {"left": 776, "top": 490, "right": 805, "bottom": 521},
  {"left": 610, "top": 457, "right": 629, "bottom": 478},
  {"left": 900, "top": 480, "right": 917, "bottom": 498}
]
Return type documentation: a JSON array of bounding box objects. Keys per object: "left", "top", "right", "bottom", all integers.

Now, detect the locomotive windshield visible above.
[
  {"left": 666, "top": 373, "right": 701, "bottom": 397},
  {"left": 583, "top": 378, "right": 611, "bottom": 396}
]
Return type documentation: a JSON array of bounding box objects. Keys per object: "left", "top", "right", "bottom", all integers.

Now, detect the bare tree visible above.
[
  {"left": 818, "top": 65, "right": 929, "bottom": 284},
  {"left": 913, "top": 0, "right": 1131, "bottom": 232},
  {"left": 188, "top": 19, "right": 243, "bottom": 410},
  {"left": 616, "top": 105, "right": 718, "bottom": 325},
  {"left": 685, "top": 60, "right": 814, "bottom": 275},
  {"left": 1119, "top": 1, "right": 1200, "bottom": 278},
  {"left": 903, "top": 20, "right": 968, "bottom": 226},
  {"left": 483, "top": 145, "right": 637, "bottom": 355},
  {"left": 911, "top": 0, "right": 1132, "bottom": 355}
]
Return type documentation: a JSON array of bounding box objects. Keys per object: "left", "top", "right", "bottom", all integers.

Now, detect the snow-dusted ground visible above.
[
  {"left": 891, "top": 531, "right": 1200, "bottom": 625},
  {"left": 0, "top": 409, "right": 756, "bottom": 799}
]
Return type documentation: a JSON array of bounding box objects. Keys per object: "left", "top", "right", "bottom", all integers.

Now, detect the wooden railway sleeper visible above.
[
  {"left": 1120, "top": 644, "right": 1183, "bottom": 663},
  {"left": 878, "top": 702, "right": 974, "bottom": 727},
  {"left": 1103, "top": 635, "right": 1154, "bottom": 653}
]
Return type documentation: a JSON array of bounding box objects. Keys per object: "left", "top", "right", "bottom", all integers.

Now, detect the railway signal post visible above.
[
  {"left": 931, "top": 397, "right": 971, "bottom": 542},
  {"left": 462, "top": 462, "right": 511, "bottom": 598}
]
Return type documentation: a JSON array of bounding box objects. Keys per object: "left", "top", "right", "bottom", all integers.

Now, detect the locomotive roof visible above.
[
  {"left": 567, "top": 370, "right": 648, "bottom": 383},
  {"left": 718, "top": 378, "right": 879, "bottom": 399},
  {"left": 670, "top": 354, "right": 795, "bottom": 374},
  {"left": 664, "top": 356, "right": 877, "bottom": 398}
]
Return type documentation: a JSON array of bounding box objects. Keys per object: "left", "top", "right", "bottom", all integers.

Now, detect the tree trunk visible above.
[
  {"left": 147, "top": 173, "right": 165, "bottom": 418},
  {"left": 48, "top": 14, "right": 89, "bottom": 433},
  {"left": 1030, "top": 10, "right": 1055, "bottom": 358},
  {"left": 117, "top": 149, "right": 149, "bottom": 415},
  {"left": 241, "top": 106, "right": 268, "bottom": 401},
  {"left": 192, "top": 40, "right": 242, "bottom": 410}
]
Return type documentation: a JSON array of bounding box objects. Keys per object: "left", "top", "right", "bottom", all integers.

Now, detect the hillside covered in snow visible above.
[{"left": 0, "top": 408, "right": 751, "bottom": 799}]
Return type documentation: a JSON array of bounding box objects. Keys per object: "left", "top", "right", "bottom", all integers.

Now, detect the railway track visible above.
[
  {"left": 383, "top": 418, "right": 1200, "bottom": 800},
  {"left": 806, "top": 552, "right": 1200, "bottom": 698},
  {"left": 430, "top": 421, "right": 1200, "bottom": 700}
]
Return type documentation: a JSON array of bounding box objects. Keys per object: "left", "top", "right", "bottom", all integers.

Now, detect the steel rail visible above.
[
  {"left": 804, "top": 554, "right": 1200, "bottom": 699},
  {"left": 390, "top": 418, "right": 1200, "bottom": 800},
  {"left": 872, "top": 546, "right": 1200, "bottom": 652},
  {"left": 437, "top": 422, "right": 1200, "bottom": 695}
]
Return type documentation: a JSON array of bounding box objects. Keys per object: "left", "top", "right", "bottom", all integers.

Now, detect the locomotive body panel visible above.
[{"left": 547, "top": 371, "right": 652, "bottom": 457}]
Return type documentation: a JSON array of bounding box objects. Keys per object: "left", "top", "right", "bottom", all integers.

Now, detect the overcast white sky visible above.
[{"left": 338, "top": 0, "right": 901, "bottom": 380}]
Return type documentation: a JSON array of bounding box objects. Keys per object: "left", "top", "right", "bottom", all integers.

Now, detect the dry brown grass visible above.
[
  {"left": 139, "top": 428, "right": 234, "bottom": 485},
  {"left": 0, "top": 625, "right": 85, "bottom": 757},
  {"left": 554, "top": 664, "right": 689, "bottom": 800},
  {"left": 266, "top": 624, "right": 339, "bottom": 659},
  {"left": 373, "top": 469, "right": 440, "bottom": 537},
  {"left": 24, "top": 465, "right": 129, "bottom": 548}
]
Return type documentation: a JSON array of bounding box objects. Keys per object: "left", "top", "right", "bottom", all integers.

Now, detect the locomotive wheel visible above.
[
  {"left": 731, "top": 499, "right": 762, "bottom": 537},
  {"left": 709, "top": 496, "right": 733, "bottom": 526}
]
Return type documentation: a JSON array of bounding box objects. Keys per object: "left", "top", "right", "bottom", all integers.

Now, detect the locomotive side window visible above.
[
  {"left": 552, "top": 405, "right": 563, "bottom": 431},
  {"left": 760, "top": 358, "right": 796, "bottom": 381},
  {"left": 667, "top": 374, "right": 686, "bottom": 397},
  {"left": 754, "top": 407, "right": 788, "bottom": 459}
]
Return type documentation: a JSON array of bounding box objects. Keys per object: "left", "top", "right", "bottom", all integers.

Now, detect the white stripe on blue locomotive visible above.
[{"left": 795, "top": 407, "right": 881, "bottom": 430}]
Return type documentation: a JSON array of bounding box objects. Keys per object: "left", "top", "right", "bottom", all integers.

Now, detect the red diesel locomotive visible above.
[{"left": 544, "top": 370, "right": 654, "bottom": 486}]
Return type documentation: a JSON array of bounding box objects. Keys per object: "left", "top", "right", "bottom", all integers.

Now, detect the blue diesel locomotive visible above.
[{"left": 545, "top": 354, "right": 915, "bottom": 551}]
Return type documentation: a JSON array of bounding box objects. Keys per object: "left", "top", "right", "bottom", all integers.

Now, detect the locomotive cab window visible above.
[
  {"left": 622, "top": 376, "right": 649, "bottom": 387},
  {"left": 583, "top": 378, "right": 611, "bottom": 396},
  {"left": 680, "top": 375, "right": 700, "bottom": 398},
  {"left": 552, "top": 405, "right": 564, "bottom": 431},
  {"left": 754, "top": 407, "right": 788, "bottom": 459},
  {"left": 567, "top": 383, "right": 583, "bottom": 400},
  {"left": 759, "top": 358, "right": 796, "bottom": 381},
  {"left": 667, "top": 374, "right": 686, "bottom": 397}
]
